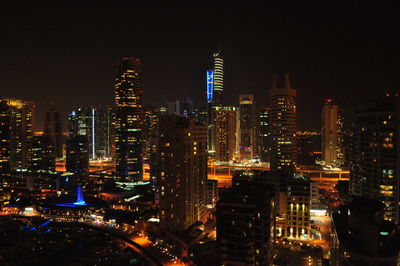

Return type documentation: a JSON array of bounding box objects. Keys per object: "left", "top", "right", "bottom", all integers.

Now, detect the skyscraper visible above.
[
  {"left": 0, "top": 100, "right": 10, "bottom": 174},
  {"left": 29, "top": 135, "right": 55, "bottom": 173},
  {"left": 215, "top": 106, "right": 236, "bottom": 162},
  {"left": 212, "top": 52, "right": 223, "bottom": 105},
  {"left": 350, "top": 94, "right": 400, "bottom": 222},
  {"left": 2, "top": 99, "right": 34, "bottom": 171},
  {"left": 239, "top": 94, "right": 257, "bottom": 160},
  {"left": 259, "top": 106, "right": 271, "bottom": 162},
  {"left": 155, "top": 115, "right": 207, "bottom": 232},
  {"left": 44, "top": 105, "right": 63, "bottom": 158},
  {"left": 321, "top": 99, "right": 343, "bottom": 165},
  {"left": 66, "top": 135, "right": 89, "bottom": 186},
  {"left": 207, "top": 52, "right": 224, "bottom": 154},
  {"left": 114, "top": 57, "right": 143, "bottom": 180},
  {"left": 269, "top": 74, "right": 297, "bottom": 171},
  {"left": 68, "top": 106, "right": 114, "bottom": 160}
]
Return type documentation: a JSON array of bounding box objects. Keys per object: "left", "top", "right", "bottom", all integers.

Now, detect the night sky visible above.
[{"left": 1, "top": 2, "right": 399, "bottom": 131}]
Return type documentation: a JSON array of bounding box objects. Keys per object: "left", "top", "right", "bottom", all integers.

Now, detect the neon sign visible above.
[{"left": 207, "top": 70, "right": 214, "bottom": 102}]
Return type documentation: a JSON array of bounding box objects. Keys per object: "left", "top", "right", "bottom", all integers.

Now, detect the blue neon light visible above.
[
  {"left": 40, "top": 220, "right": 51, "bottom": 227},
  {"left": 207, "top": 70, "right": 214, "bottom": 102}
]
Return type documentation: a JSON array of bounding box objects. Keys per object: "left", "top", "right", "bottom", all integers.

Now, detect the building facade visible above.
[
  {"left": 239, "top": 94, "right": 257, "bottom": 160},
  {"left": 217, "top": 179, "right": 275, "bottom": 265},
  {"left": 269, "top": 73, "right": 297, "bottom": 171},
  {"left": 321, "top": 99, "right": 343, "bottom": 165},
  {"left": 114, "top": 57, "right": 144, "bottom": 180},
  {"left": 155, "top": 115, "right": 208, "bottom": 232},
  {"left": 68, "top": 106, "right": 114, "bottom": 160},
  {"left": 350, "top": 95, "right": 400, "bottom": 222},
  {"left": 1, "top": 99, "right": 34, "bottom": 171},
  {"left": 215, "top": 106, "right": 236, "bottom": 162},
  {"left": 259, "top": 106, "right": 270, "bottom": 163},
  {"left": 29, "top": 135, "right": 55, "bottom": 173}
]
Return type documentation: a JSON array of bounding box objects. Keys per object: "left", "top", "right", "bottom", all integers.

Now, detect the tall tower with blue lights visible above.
[
  {"left": 207, "top": 52, "right": 224, "bottom": 154},
  {"left": 114, "top": 57, "right": 144, "bottom": 181}
]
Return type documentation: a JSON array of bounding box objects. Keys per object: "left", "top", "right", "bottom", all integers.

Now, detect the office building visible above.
[
  {"left": 114, "top": 57, "right": 143, "bottom": 180},
  {"left": 155, "top": 115, "right": 207, "bottom": 232},
  {"left": 215, "top": 106, "right": 236, "bottom": 162},
  {"left": 239, "top": 94, "right": 257, "bottom": 160},
  {"left": 321, "top": 99, "right": 343, "bottom": 165},
  {"left": 269, "top": 73, "right": 297, "bottom": 171},
  {"left": 69, "top": 106, "right": 114, "bottom": 160},
  {"left": 29, "top": 135, "right": 55, "bottom": 173},
  {"left": 350, "top": 95, "right": 400, "bottom": 222},
  {"left": 66, "top": 135, "right": 89, "bottom": 186},
  {"left": 43, "top": 105, "right": 63, "bottom": 158},
  {"left": 217, "top": 178, "right": 275, "bottom": 265}
]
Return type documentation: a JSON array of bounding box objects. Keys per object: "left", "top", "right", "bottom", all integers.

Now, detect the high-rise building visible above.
[
  {"left": 239, "top": 94, "right": 257, "bottom": 160},
  {"left": 66, "top": 135, "right": 89, "bottom": 186},
  {"left": 259, "top": 106, "right": 270, "bottom": 163},
  {"left": 215, "top": 106, "right": 236, "bottom": 162},
  {"left": 207, "top": 52, "right": 224, "bottom": 154},
  {"left": 2, "top": 99, "right": 35, "bottom": 171},
  {"left": 350, "top": 94, "right": 400, "bottom": 222},
  {"left": 0, "top": 100, "right": 10, "bottom": 174},
  {"left": 155, "top": 115, "right": 207, "bottom": 232},
  {"left": 269, "top": 73, "right": 297, "bottom": 171},
  {"left": 321, "top": 99, "right": 343, "bottom": 165},
  {"left": 143, "top": 106, "right": 159, "bottom": 160},
  {"left": 212, "top": 52, "right": 223, "bottom": 105},
  {"left": 217, "top": 178, "right": 275, "bottom": 265},
  {"left": 29, "top": 135, "right": 55, "bottom": 173},
  {"left": 114, "top": 57, "right": 143, "bottom": 180},
  {"left": 43, "top": 105, "right": 63, "bottom": 158},
  {"left": 68, "top": 106, "right": 114, "bottom": 160}
]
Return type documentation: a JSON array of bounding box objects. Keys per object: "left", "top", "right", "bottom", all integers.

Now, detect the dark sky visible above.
[{"left": 1, "top": 2, "right": 399, "bottom": 131}]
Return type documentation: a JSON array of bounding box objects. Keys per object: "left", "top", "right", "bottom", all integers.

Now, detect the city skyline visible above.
[{"left": 1, "top": 2, "right": 399, "bottom": 131}]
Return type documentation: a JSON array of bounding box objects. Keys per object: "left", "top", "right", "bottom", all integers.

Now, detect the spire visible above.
[{"left": 272, "top": 73, "right": 291, "bottom": 90}]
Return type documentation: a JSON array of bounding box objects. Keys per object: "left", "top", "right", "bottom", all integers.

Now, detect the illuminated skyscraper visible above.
[
  {"left": 215, "top": 106, "right": 236, "bottom": 162},
  {"left": 239, "top": 94, "right": 257, "bottom": 160},
  {"left": 69, "top": 106, "right": 114, "bottom": 160},
  {"left": 155, "top": 115, "right": 207, "bottom": 232},
  {"left": 0, "top": 100, "right": 10, "bottom": 174},
  {"left": 212, "top": 52, "right": 223, "bottom": 105},
  {"left": 269, "top": 74, "right": 297, "bottom": 171},
  {"left": 321, "top": 99, "right": 343, "bottom": 165},
  {"left": 350, "top": 94, "right": 400, "bottom": 222},
  {"left": 207, "top": 52, "right": 224, "bottom": 154},
  {"left": 44, "top": 105, "right": 63, "bottom": 158},
  {"left": 1, "top": 99, "right": 34, "bottom": 171},
  {"left": 114, "top": 58, "right": 143, "bottom": 180}
]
